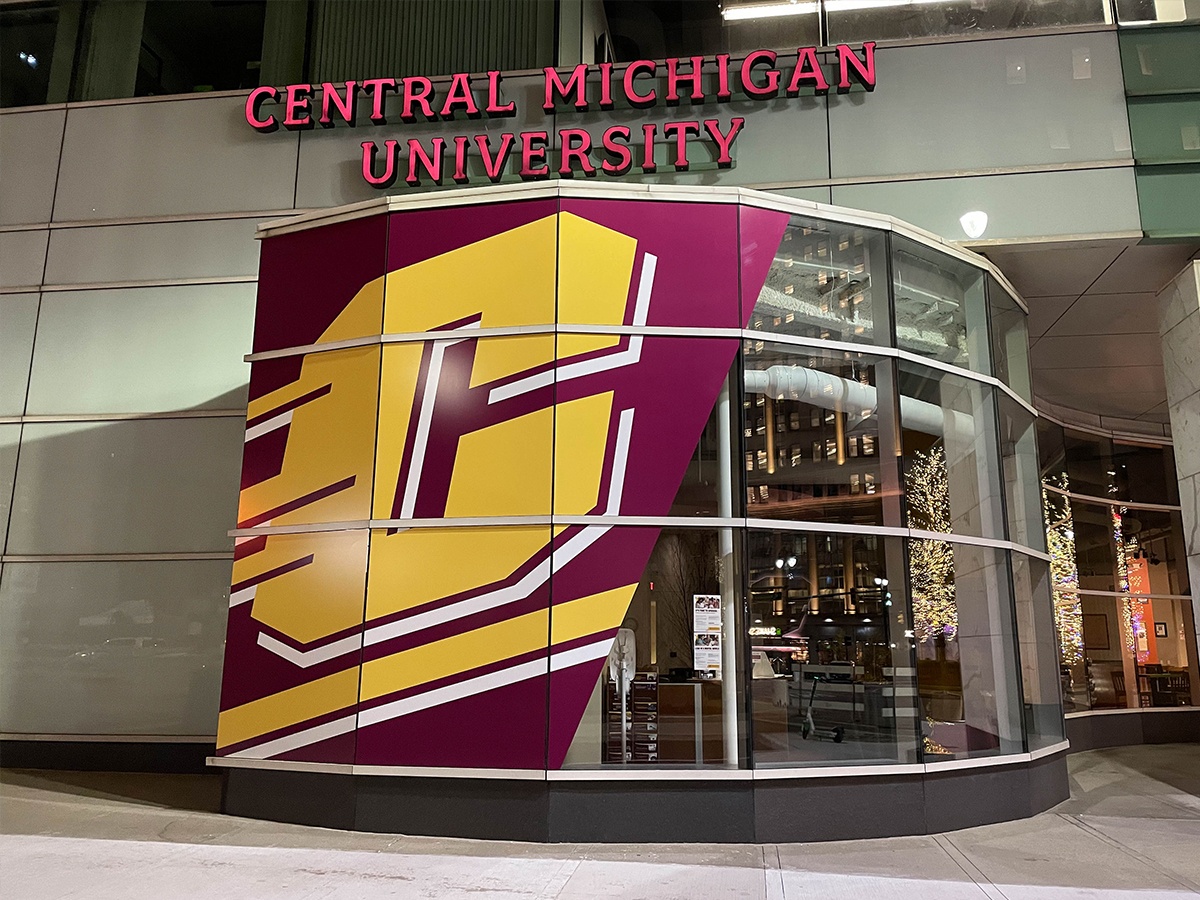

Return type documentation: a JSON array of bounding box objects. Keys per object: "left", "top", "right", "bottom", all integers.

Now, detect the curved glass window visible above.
[
  {"left": 743, "top": 343, "right": 900, "bottom": 527},
  {"left": 747, "top": 218, "right": 890, "bottom": 347},
  {"left": 747, "top": 529, "right": 919, "bottom": 766},
  {"left": 898, "top": 361, "right": 1004, "bottom": 540},
  {"left": 1038, "top": 419, "right": 1196, "bottom": 713},
  {"left": 893, "top": 236, "right": 989, "bottom": 374}
]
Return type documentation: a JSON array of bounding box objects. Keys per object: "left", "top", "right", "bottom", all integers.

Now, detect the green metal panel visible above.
[
  {"left": 1134, "top": 163, "right": 1200, "bottom": 237},
  {"left": 1128, "top": 95, "right": 1200, "bottom": 163},
  {"left": 1119, "top": 24, "right": 1200, "bottom": 95}
]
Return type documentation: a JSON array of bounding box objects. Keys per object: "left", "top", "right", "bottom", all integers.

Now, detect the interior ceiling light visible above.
[
  {"left": 959, "top": 210, "right": 988, "bottom": 239},
  {"left": 722, "top": 1, "right": 819, "bottom": 21}
]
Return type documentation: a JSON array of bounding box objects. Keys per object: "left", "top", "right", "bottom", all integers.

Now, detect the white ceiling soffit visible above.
[{"left": 982, "top": 239, "right": 1200, "bottom": 426}]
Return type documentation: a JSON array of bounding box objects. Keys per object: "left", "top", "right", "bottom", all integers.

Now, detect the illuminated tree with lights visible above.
[
  {"left": 1112, "top": 506, "right": 1146, "bottom": 661},
  {"left": 906, "top": 444, "right": 957, "bottom": 641},
  {"left": 1042, "top": 475, "right": 1083, "bottom": 666}
]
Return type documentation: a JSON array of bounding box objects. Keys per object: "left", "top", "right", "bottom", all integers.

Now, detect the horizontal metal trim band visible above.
[
  {"left": 1040, "top": 483, "right": 1182, "bottom": 512},
  {"left": 1030, "top": 740, "right": 1072, "bottom": 760},
  {"left": 208, "top": 756, "right": 353, "bottom": 775},
  {"left": 548, "top": 768, "right": 753, "bottom": 781},
  {"left": 231, "top": 517, "right": 1051, "bottom": 557},
  {"left": 965, "top": 230, "right": 1146, "bottom": 249},
  {"left": 1075, "top": 589, "right": 1192, "bottom": 601},
  {"left": 3, "top": 733, "right": 215, "bottom": 743},
  {"left": 922, "top": 751, "right": 1033, "bottom": 772},
  {"left": 247, "top": 328, "right": 1033, "bottom": 399},
  {"left": 3, "top": 410, "right": 246, "bottom": 424},
  {"left": 751, "top": 763, "right": 926, "bottom": 779},
  {"left": 1066, "top": 706, "right": 1199, "bottom": 718},
  {"left": 1, "top": 553, "right": 234, "bottom": 563},
  {"left": 1033, "top": 404, "right": 1173, "bottom": 445},
  {"left": 32, "top": 276, "right": 258, "bottom": 293},
  {"left": 0, "top": 210, "right": 306, "bottom": 233},
  {"left": 758, "top": 158, "right": 1131, "bottom": 191},
  {"left": 203, "top": 749, "right": 1062, "bottom": 780}
]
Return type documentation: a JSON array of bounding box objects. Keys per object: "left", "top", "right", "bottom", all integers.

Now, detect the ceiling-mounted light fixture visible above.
[
  {"left": 722, "top": 1, "right": 819, "bottom": 21},
  {"left": 959, "top": 210, "right": 989, "bottom": 239}
]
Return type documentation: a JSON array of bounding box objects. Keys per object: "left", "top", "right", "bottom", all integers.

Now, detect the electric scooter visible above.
[{"left": 800, "top": 674, "right": 845, "bottom": 743}]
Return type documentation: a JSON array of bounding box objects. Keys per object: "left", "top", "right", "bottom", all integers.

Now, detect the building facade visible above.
[{"left": 0, "top": 0, "right": 1197, "bottom": 841}]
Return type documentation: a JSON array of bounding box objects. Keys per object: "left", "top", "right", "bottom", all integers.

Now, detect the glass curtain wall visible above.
[
  {"left": 562, "top": 204, "right": 1060, "bottom": 771},
  {"left": 1038, "top": 420, "right": 1196, "bottom": 713}
]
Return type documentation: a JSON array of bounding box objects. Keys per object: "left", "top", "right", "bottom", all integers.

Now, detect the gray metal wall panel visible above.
[
  {"left": 44, "top": 219, "right": 265, "bottom": 286},
  {"left": 7, "top": 417, "right": 244, "bottom": 555},
  {"left": 25, "top": 283, "right": 254, "bottom": 416},
  {"left": 53, "top": 96, "right": 299, "bottom": 222},
  {"left": 828, "top": 34, "right": 1133, "bottom": 180},
  {"left": 0, "top": 109, "right": 65, "bottom": 226},
  {"left": 0, "top": 293, "right": 38, "bottom": 416},
  {"left": 832, "top": 168, "right": 1142, "bottom": 242},
  {"left": 0, "top": 229, "right": 50, "bottom": 290}
]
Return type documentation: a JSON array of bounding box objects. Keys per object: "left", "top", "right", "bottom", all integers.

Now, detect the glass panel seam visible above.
[{"left": 1041, "top": 484, "right": 1182, "bottom": 512}]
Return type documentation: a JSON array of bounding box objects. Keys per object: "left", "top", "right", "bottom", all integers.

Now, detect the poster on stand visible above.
[
  {"left": 694, "top": 632, "right": 722, "bottom": 676},
  {"left": 692, "top": 594, "right": 722, "bottom": 633}
]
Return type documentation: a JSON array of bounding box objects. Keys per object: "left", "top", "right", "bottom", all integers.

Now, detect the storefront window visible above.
[
  {"left": 747, "top": 529, "right": 919, "bottom": 766},
  {"left": 1042, "top": 427, "right": 1197, "bottom": 715},
  {"left": 911, "top": 539, "right": 1023, "bottom": 759},
  {"left": 669, "top": 368, "right": 741, "bottom": 518},
  {"left": 893, "top": 236, "right": 989, "bottom": 374},
  {"left": 742, "top": 343, "right": 900, "bottom": 526},
  {"left": 899, "top": 361, "right": 1004, "bottom": 540},
  {"left": 1012, "top": 552, "right": 1065, "bottom": 750},
  {"left": 988, "top": 277, "right": 1032, "bottom": 402},
  {"left": 747, "top": 217, "right": 890, "bottom": 348},
  {"left": 999, "top": 396, "right": 1045, "bottom": 552},
  {"left": 556, "top": 527, "right": 747, "bottom": 768}
]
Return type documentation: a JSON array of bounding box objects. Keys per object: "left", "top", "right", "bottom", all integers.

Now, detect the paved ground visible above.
[{"left": 1, "top": 744, "right": 1198, "bottom": 899}]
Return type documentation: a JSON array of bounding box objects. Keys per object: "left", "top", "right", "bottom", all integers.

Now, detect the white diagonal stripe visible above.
[
  {"left": 399, "top": 322, "right": 480, "bottom": 519},
  {"left": 224, "top": 713, "right": 357, "bottom": 760},
  {"left": 487, "top": 253, "right": 656, "bottom": 405},
  {"left": 244, "top": 410, "right": 293, "bottom": 443},
  {"left": 257, "top": 631, "right": 363, "bottom": 668},
  {"left": 229, "top": 585, "right": 256, "bottom": 608}
]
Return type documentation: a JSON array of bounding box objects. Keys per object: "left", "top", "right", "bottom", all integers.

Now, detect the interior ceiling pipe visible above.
[{"left": 744, "top": 366, "right": 972, "bottom": 438}]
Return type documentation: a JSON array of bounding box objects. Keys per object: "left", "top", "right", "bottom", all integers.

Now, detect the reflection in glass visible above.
[
  {"left": 607, "top": 2, "right": 819, "bottom": 60},
  {"left": 743, "top": 343, "right": 899, "bottom": 525},
  {"left": 559, "top": 528, "right": 746, "bottom": 768},
  {"left": 747, "top": 530, "right": 919, "bottom": 766},
  {"left": 748, "top": 217, "right": 889, "bottom": 346},
  {"left": 670, "top": 366, "right": 739, "bottom": 518},
  {"left": 0, "top": 560, "right": 230, "bottom": 735},
  {"left": 828, "top": 0, "right": 1109, "bottom": 44},
  {"left": 894, "top": 236, "right": 988, "bottom": 372},
  {"left": 988, "top": 277, "right": 1032, "bottom": 401},
  {"left": 1012, "top": 553, "right": 1065, "bottom": 749},
  {"left": 0, "top": 2, "right": 57, "bottom": 108},
  {"left": 1115, "top": 0, "right": 1199, "bottom": 24},
  {"left": 1043, "top": 479, "right": 1086, "bottom": 712},
  {"left": 899, "top": 362, "right": 1003, "bottom": 539},
  {"left": 999, "top": 396, "right": 1045, "bottom": 551},
  {"left": 910, "top": 540, "right": 1023, "bottom": 759}
]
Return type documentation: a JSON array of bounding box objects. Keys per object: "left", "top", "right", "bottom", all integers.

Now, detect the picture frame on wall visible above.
[
  {"left": 1154, "top": 621, "right": 1168, "bottom": 638},
  {"left": 1083, "top": 613, "right": 1110, "bottom": 650}
]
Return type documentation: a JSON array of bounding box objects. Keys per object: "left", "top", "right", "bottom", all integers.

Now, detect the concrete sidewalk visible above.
[{"left": 2, "top": 744, "right": 1198, "bottom": 899}]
